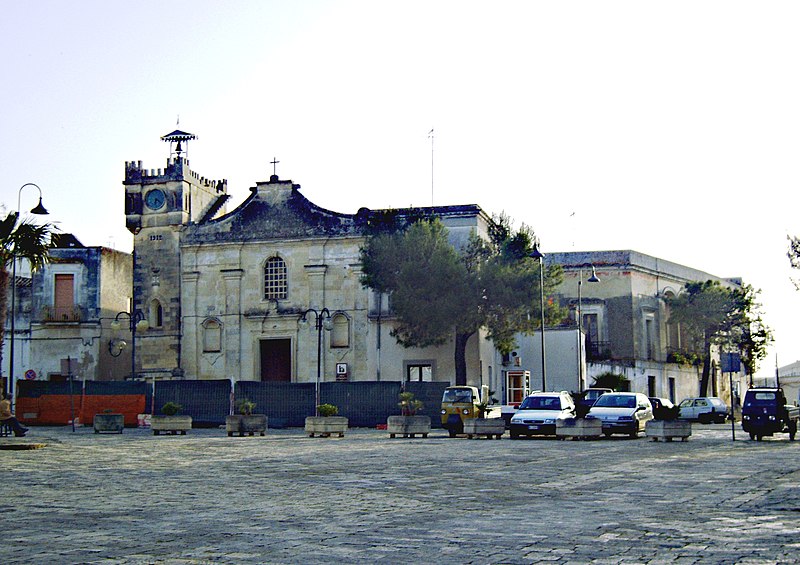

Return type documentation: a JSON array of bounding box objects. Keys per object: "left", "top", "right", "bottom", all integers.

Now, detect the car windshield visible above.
[
  {"left": 585, "top": 390, "right": 605, "bottom": 400},
  {"left": 520, "top": 396, "right": 561, "bottom": 410},
  {"left": 442, "top": 389, "right": 473, "bottom": 403},
  {"left": 744, "top": 392, "right": 776, "bottom": 407},
  {"left": 593, "top": 395, "right": 636, "bottom": 408}
]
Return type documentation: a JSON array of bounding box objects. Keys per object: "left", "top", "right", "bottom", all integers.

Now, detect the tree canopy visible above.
[
  {"left": 666, "top": 280, "right": 772, "bottom": 395},
  {"left": 0, "top": 210, "right": 56, "bottom": 379},
  {"left": 360, "top": 214, "right": 564, "bottom": 385}
]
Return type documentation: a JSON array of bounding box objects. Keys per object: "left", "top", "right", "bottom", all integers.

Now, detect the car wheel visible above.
[
  {"left": 789, "top": 421, "right": 797, "bottom": 441},
  {"left": 448, "top": 430, "right": 457, "bottom": 438},
  {"left": 699, "top": 413, "right": 711, "bottom": 424},
  {"left": 603, "top": 432, "right": 612, "bottom": 437},
  {"left": 749, "top": 432, "right": 756, "bottom": 441}
]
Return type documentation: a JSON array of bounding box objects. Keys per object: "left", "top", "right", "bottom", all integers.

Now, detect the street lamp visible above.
[
  {"left": 110, "top": 311, "right": 149, "bottom": 380},
  {"left": 529, "top": 241, "right": 547, "bottom": 392},
  {"left": 8, "top": 183, "right": 49, "bottom": 403},
  {"left": 577, "top": 264, "right": 600, "bottom": 391},
  {"left": 300, "top": 308, "right": 333, "bottom": 415}
]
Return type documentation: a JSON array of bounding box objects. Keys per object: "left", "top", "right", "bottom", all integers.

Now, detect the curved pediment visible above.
[{"left": 183, "top": 178, "right": 361, "bottom": 243}]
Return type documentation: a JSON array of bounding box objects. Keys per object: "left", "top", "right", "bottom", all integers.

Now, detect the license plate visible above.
[{"left": 528, "top": 425, "right": 539, "bottom": 430}]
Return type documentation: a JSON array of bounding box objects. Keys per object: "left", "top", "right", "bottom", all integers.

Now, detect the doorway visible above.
[{"left": 260, "top": 339, "right": 291, "bottom": 382}]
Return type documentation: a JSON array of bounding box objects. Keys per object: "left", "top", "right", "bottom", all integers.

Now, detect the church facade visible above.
[{"left": 123, "top": 132, "right": 498, "bottom": 390}]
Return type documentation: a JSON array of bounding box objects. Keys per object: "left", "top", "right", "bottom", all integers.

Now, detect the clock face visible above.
[{"left": 145, "top": 189, "right": 166, "bottom": 210}]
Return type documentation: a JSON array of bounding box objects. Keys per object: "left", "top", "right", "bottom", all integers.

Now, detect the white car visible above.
[
  {"left": 678, "top": 397, "right": 728, "bottom": 423},
  {"left": 587, "top": 392, "right": 653, "bottom": 438},
  {"left": 509, "top": 391, "right": 576, "bottom": 438}
]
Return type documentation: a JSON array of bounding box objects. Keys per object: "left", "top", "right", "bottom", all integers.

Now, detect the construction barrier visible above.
[
  {"left": 14, "top": 379, "right": 451, "bottom": 428},
  {"left": 16, "top": 380, "right": 147, "bottom": 426}
]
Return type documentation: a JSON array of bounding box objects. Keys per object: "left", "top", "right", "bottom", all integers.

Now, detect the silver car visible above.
[{"left": 587, "top": 392, "right": 653, "bottom": 438}]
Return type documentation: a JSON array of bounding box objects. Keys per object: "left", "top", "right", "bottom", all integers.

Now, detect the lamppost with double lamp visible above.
[
  {"left": 110, "top": 311, "right": 149, "bottom": 380},
  {"left": 8, "top": 183, "right": 49, "bottom": 403},
  {"left": 300, "top": 308, "right": 332, "bottom": 415},
  {"left": 529, "top": 241, "right": 547, "bottom": 392},
  {"left": 576, "top": 264, "right": 600, "bottom": 391}
]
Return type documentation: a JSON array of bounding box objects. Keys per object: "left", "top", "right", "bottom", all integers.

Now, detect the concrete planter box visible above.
[
  {"left": 646, "top": 419, "right": 692, "bottom": 442},
  {"left": 93, "top": 413, "right": 124, "bottom": 434},
  {"left": 387, "top": 415, "right": 431, "bottom": 438},
  {"left": 226, "top": 414, "right": 268, "bottom": 436},
  {"left": 463, "top": 418, "right": 505, "bottom": 439},
  {"left": 305, "top": 416, "right": 348, "bottom": 437},
  {"left": 556, "top": 417, "right": 602, "bottom": 440},
  {"left": 151, "top": 415, "right": 193, "bottom": 435}
]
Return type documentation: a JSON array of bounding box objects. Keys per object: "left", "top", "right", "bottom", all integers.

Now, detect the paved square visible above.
[{"left": 2, "top": 424, "right": 799, "bottom": 564}]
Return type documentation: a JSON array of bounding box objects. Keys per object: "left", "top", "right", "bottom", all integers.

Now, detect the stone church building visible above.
[{"left": 123, "top": 131, "right": 497, "bottom": 389}]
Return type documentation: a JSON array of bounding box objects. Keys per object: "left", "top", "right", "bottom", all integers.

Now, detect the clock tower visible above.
[{"left": 123, "top": 130, "right": 228, "bottom": 380}]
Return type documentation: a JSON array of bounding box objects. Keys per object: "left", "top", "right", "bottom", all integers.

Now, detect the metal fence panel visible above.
[
  {"left": 153, "top": 380, "right": 231, "bottom": 426},
  {"left": 321, "top": 381, "right": 402, "bottom": 427},
  {"left": 235, "top": 381, "right": 315, "bottom": 428},
  {"left": 85, "top": 381, "right": 148, "bottom": 396}
]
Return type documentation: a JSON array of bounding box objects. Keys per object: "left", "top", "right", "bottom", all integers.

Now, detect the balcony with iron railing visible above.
[{"left": 41, "top": 305, "right": 84, "bottom": 323}]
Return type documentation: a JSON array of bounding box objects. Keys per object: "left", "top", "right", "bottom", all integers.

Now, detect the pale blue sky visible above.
[{"left": 2, "top": 1, "right": 799, "bottom": 378}]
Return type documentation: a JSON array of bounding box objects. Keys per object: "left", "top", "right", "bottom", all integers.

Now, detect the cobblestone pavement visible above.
[{"left": 2, "top": 423, "right": 799, "bottom": 564}]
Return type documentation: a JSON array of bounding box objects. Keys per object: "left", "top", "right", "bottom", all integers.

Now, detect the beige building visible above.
[
  {"left": 123, "top": 132, "right": 497, "bottom": 389},
  {"left": 25, "top": 234, "right": 132, "bottom": 383},
  {"left": 547, "top": 250, "right": 747, "bottom": 405}
]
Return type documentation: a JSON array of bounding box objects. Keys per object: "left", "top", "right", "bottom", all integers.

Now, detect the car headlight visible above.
[
  {"left": 769, "top": 415, "right": 776, "bottom": 421},
  {"left": 743, "top": 415, "right": 750, "bottom": 420},
  {"left": 462, "top": 408, "right": 470, "bottom": 416},
  {"left": 618, "top": 416, "right": 633, "bottom": 421},
  {"left": 441, "top": 409, "right": 446, "bottom": 415},
  {"left": 544, "top": 418, "right": 555, "bottom": 424}
]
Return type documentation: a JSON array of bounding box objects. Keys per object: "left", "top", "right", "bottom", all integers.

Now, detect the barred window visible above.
[{"left": 264, "top": 256, "right": 288, "bottom": 300}]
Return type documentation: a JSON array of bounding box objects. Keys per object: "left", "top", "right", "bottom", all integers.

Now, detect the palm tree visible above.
[{"left": 0, "top": 211, "right": 55, "bottom": 382}]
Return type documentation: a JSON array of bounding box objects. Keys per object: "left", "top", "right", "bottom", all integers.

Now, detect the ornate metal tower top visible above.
[{"left": 160, "top": 129, "right": 197, "bottom": 158}]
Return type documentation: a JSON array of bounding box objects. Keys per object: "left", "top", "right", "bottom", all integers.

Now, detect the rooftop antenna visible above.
[{"left": 428, "top": 128, "right": 434, "bottom": 206}]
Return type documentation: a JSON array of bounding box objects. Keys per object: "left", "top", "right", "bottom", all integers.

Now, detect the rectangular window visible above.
[
  {"left": 406, "top": 364, "right": 432, "bottom": 382},
  {"left": 648, "top": 375, "right": 656, "bottom": 398},
  {"left": 54, "top": 274, "right": 75, "bottom": 321},
  {"left": 645, "top": 318, "right": 655, "bottom": 360}
]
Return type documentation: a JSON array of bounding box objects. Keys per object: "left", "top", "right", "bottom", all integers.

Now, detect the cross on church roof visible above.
[{"left": 270, "top": 157, "right": 280, "bottom": 177}]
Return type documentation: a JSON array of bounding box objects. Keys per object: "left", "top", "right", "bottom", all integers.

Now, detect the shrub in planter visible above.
[
  {"left": 387, "top": 392, "right": 430, "bottom": 438},
  {"left": 226, "top": 398, "right": 267, "bottom": 437},
  {"left": 317, "top": 403, "right": 339, "bottom": 417},
  {"left": 161, "top": 402, "right": 182, "bottom": 416},
  {"left": 151, "top": 402, "right": 192, "bottom": 435},
  {"left": 646, "top": 405, "right": 691, "bottom": 442},
  {"left": 236, "top": 398, "right": 256, "bottom": 416},
  {"left": 305, "top": 404, "right": 348, "bottom": 437}
]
